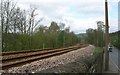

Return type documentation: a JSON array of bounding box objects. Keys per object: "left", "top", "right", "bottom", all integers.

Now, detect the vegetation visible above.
[
  {"left": 1, "top": 0, "right": 80, "bottom": 52},
  {"left": 93, "top": 47, "right": 103, "bottom": 57},
  {"left": 85, "top": 21, "right": 105, "bottom": 47},
  {"left": 110, "top": 31, "right": 120, "bottom": 49},
  {"left": 1, "top": 0, "right": 113, "bottom": 52}
]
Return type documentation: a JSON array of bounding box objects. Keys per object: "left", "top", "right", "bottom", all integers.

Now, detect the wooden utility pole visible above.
[{"left": 105, "top": 0, "right": 109, "bottom": 71}]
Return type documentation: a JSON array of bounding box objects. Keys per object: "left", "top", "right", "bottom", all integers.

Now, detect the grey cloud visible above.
[{"left": 13, "top": 0, "right": 118, "bottom": 33}]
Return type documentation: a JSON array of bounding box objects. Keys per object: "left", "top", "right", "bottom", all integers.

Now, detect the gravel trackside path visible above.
[{"left": 2, "top": 45, "right": 95, "bottom": 73}]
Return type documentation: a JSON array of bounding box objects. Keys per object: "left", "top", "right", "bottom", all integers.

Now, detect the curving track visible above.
[{"left": 1, "top": 44, "right": 88, "bottom": 70}]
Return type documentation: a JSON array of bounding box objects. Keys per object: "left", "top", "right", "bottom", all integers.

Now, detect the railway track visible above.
[
  {"left": 1, "top": 44, "right": 88, "bottom": 70},
  {"left": 2, "top": 48, "right": 55, "bottom": 56}
]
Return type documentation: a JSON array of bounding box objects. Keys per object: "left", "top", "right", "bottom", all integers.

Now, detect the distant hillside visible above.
[
  {"left": 110, "top": 31, "right": 120, "bottom": 49},
  {"left": 77, "top": 33, "right": 87, "bottom": 37},
  {"left": 110, "top": 31, "right": 120, "bottom": 36}
]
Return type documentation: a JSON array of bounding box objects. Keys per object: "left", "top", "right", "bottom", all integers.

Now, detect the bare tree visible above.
[{"left": 27, "top": 8, "right": 42, "bottom": 36}]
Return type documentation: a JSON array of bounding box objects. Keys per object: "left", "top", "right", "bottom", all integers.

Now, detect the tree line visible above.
[
  {"left": 85, "top": 21, "right": 119, "bottom": 49},
  {"left": 1, "top": 0, "right": 107, "bottom": 52},
  {"left": 1, "top": 0, "right": 80, "bottom": 52},
  {"left": 85, "top": 21, "right": 105, "bottom": 47}
]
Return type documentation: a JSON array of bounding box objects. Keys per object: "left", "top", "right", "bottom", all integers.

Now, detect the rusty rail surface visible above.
[{"left": 1, "top": 44, "right": 88, "bottom": 70}]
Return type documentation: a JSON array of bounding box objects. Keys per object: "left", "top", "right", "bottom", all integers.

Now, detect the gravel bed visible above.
[{"left": 2, "top": 45, "right": 95, "bottom": 73}]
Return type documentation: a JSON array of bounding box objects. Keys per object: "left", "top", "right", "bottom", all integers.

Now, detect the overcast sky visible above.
[{"left": 13, "top": 0, "right": 119, "bottom": 34}]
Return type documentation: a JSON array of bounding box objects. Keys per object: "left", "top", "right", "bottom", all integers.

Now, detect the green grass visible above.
[{"left": 93, "top": 47, "right": 103, "bottom": 57}]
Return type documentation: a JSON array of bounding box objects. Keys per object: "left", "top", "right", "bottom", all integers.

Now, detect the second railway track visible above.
[{"left": 1, "top": 44, "right": 88, "bottom": 70}]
